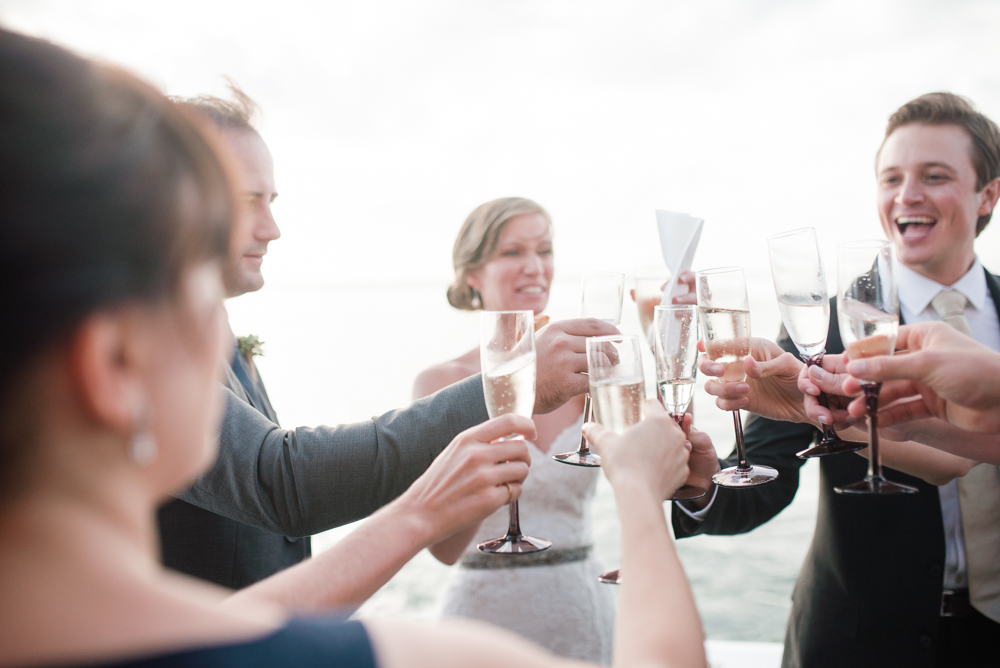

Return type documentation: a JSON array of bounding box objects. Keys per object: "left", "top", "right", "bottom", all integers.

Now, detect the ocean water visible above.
[{"left": 228, "top": 268, "right": 819, "bottom": 642}]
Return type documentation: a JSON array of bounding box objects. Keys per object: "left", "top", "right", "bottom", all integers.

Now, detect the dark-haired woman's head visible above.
[{"left": 0, "top": 29, "right": 236, "bottom": 503}]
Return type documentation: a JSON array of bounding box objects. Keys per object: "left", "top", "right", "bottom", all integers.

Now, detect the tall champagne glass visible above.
[
  {"left": 834, "top": 241, "right": 917, "bottom": 495},
  {"left": 768, "top": 228, "right": 865, "bottom": 458},
  {"left": 478, "top": 310, "right": 552, "bottom": 553},
  {"left": 553, "top": 270, "right": 625, "bottom": 467},
  {"left": 635, "top": 260, "right": 671, "bottom": 340},
  {"left": 696, "top": 267, "right": 778, "bottom": 488},
  {"left": 653, "top": 305, "right": 708, "bottom": 501},
  {"left": 586, "top": 335, "right": 645, "bottom": 585}
]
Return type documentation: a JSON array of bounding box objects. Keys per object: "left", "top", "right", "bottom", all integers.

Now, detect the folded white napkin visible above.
[{"left": 656, "top": 210, "right": 704, "bottom": 306}]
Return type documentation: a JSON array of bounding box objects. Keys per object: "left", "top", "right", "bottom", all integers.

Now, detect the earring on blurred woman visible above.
[
  {"left": 128, "top": 401, "right": 157, "bottom": 466},
  {"left": 471, "top": 290, "right": 482, "bottom": 309}
]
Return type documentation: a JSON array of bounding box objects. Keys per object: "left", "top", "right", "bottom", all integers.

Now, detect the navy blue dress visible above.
[{"left": 65, "top": 617, "right": 376, "bottom": 668}]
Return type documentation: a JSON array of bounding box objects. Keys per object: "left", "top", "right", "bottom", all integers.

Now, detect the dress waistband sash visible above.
[{"left": 459, "top": 545, "right": 592, "bottom": 570}]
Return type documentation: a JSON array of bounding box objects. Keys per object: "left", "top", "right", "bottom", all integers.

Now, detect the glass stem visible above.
[
  {"left": 577, "top": 393, "right": 593, "bottom": 454},
  {"left": 864, "top": 383, "right": 884, "bottom": 482},
  {"left": 671, "top": 413, "right": 684, "bottom": 427},
  {"left": 803, "top": 352, "right": 841, "bottom": 441},
  {"left": 505, "top": 501, "right": 523, "bottom": 539},
  {"left": 733, "top": 410, "right": 750, "bottom": 471}
]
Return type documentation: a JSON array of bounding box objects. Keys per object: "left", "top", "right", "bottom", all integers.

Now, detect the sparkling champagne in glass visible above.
[
  {"left": 586, "top": 334, "right": 645, "bottom": 585},
  {"left": 478, "top": 310, "right": 552, "bottom": 553},
  {"left": 834, "top": 241, "right": 917, "bottom": 495},
  {"left": 653, "top": 305, "right": 708, "bottom": 501},
  {"left": 768, "top": 228, "right": 865, "bottom": 458},
  {"left": 553, "top": 270, "right": 625, "bottom": 468},
  {"left": 696, "top": 267, "right": 778, "bottom": 488}
]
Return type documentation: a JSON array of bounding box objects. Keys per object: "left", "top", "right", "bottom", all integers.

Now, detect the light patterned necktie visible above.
[{"left": 930, "top": 288, "right": 1000, "bottom": 622}]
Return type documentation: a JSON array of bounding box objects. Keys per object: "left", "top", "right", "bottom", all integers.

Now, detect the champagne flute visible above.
[
  {"left": 478, "top": 310, "right": 552, "bottom": 553},
  {"left": 767, "top": 228, "right": 866, "bottom": 458},
  {"left": 653, "top": 305, "right": 708, "bottom": 501},
  {"left": 696, "top": 267, "right": 778, "bottom": 488},
  {"left": 834, "top": 241, "right": 917, "bottom": 495},
  {"left": 635, "top": 260, "right": 671, "bottom": 340},
  {"left": 553, "top": 270, "right": 625, "bottom": 467},
  {"left": 586, "top": 334, "right": 645, "bottom": 585}
]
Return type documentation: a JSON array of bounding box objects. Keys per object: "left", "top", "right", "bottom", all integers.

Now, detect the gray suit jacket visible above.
[{"left": 158, "top": 356, "right": 489, "bottom": 588}]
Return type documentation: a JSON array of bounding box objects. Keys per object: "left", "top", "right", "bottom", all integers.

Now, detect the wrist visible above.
[{"left": 376, "top": 496, "right": 440, "bottom": 550}]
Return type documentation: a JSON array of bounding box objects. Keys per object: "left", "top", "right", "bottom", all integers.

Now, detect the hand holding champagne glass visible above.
[
  {"left": 768, "top": 228, "right": 865, "bottom": 458},
  {"left": 586, "top": 334, "right": 645, "bottom": 585},
  {"left": 478, "top": 310, "right": 552, "bottom": 553},
  {"left": 834, "top": 241, "right": 917, "bottom": 495},
  {"left": 696, "top": 267, "right": 778, "bottom": 488},
  {"left": 553, "top": 270, "right": 625, "bottom": 467},
  {"left": 653, "top": 305, "right": 708, "bottom": 500}
]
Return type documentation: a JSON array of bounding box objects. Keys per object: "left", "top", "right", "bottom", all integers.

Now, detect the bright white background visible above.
[{"left": 4, "top": 0, "right": 998, "bottom": 645}]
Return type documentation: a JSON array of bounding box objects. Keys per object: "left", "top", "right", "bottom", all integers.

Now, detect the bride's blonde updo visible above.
[{"left": 447, "top": 197, "right": 552, "bottom": 310}]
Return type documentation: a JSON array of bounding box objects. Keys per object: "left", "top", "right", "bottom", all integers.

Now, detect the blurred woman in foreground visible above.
[{"left": 0, "top": 29, "right": 704, "bottom": 668}]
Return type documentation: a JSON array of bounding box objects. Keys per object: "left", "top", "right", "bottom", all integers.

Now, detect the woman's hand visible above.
[
  {"left": 397, "top": 414, "right": 533, "bottom": 546},
  {"left": 699, "top": 337, "right": 807, "bottom": 422},
  {"left": 840, "top": 323, "right": 1000, "bottom": 434},
  {"left": 583, "top": 400, "right": 690, "bottom": 499}
]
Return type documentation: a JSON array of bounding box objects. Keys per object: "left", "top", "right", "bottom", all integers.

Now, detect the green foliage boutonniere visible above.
[{"left": 236, "top": 334, "right": 264, "bottom": 365}]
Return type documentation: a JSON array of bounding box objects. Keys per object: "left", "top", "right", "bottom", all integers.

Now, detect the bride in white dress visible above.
[{"left": 413, "top": 197, "right": 615, "bottom": 665}]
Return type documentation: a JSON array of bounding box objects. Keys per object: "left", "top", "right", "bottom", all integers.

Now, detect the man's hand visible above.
[
  {"left": 395, "top": 414, "right": 534, "bottom": 544},
  {"left": 583, "top": 400, "right": 690, "bottom": 499},
  {"left": 678, "top": 413, "right": 720, "bottom": 487},
  {"left": 699, "top": 337, "right": 806, "bottom": 422},
  {"left": 534, "top": 318, "right": 619, "bottom": 414},
  {"left": 798, "top": 353, "right": 863, "bottom": 431}
]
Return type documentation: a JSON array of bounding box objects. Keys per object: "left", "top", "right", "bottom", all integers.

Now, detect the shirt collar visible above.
[{"left": 897, "top": 257, "right": 987, "bottom": 315}]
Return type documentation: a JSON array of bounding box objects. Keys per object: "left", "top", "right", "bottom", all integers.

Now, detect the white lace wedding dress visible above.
[{"left": 439, "top": 415, "right": 616, "bottom": 665}]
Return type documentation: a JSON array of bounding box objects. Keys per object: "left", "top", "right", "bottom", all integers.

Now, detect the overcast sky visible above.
[{"left": 4, "top": 0, "right": 1000, "bottom": 290}]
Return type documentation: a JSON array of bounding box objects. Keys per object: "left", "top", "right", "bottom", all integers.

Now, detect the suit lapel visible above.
[{"left": 984, "top": 267, "right": 1000, "bottom": 319}]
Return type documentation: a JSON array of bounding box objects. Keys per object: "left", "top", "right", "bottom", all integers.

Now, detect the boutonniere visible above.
[{"left": 236, "top": 334, "right": 265, "bottom": 366}]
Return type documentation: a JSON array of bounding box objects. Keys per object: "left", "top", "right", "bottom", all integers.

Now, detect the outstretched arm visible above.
[
  {"left": 222, "top": 415, "right": 534, "bottom": 613},
  {"left": 178, "top": 376, "right": 491, "bottom": 537}
]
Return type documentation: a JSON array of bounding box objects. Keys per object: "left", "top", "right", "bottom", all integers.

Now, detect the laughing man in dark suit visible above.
[{"left": 674, "top": 93, "right": 1000, "bottom": 667}]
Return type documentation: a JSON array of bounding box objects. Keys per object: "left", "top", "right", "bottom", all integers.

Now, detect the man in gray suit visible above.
[{"left": 157, "top": 90, "right": 611, "bottom": 596}]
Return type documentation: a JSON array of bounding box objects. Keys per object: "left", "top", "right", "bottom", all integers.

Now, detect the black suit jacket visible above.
[
  {"left": 673, "top": 268, "right": 1000, "bottom": 668},
  {"left": 157, "top": 352, "right": 309, "bottom": 590}
]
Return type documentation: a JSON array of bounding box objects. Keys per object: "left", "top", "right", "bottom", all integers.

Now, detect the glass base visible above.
[
  {"left": 478, "top": 534, "right": 552, "bottom": 554},
  {"left": 712, "top": 465, "right": 779, "bottom": 488},
  {"left": 598, "top": 568, "right": 620, "bottom": 585},
  {"left": 552, "top": 450, "right": 602, "bottom": 467},
  {"left": 669, "top": 483, "right": 710, "bottom": 501},
  {"left": 796, "top": 436, "right": 867, "bottom": 459},
  {"left": 834, "top": 477, "right": 919, "bottom": 495}
]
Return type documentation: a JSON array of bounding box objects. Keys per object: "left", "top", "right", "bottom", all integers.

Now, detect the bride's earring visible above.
[
  {"left": 128, "top": 401, "right": 157, "bottom": 467},
  {"left": 471, "top": 290, "right": 482, "bottom": 309}
]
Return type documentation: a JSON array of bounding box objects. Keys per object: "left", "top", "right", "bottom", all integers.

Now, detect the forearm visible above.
[
  {"left": 879, "top": 418, "right": 1000, "bottom": 466},
  {"left": 429, "top": 524, "right": 481, "bottom": 565},
  {"left": 223, "top": 501, "right": 433, "bottom": 614},
  {"left": 615, "top": 486, "right": 705, "bottom": 668},
  {"left": 181, "top": 377, "right": 489, "bottom": 536},
  {"left": 854, "top": 438, "right": 977, "bottom": 485}
]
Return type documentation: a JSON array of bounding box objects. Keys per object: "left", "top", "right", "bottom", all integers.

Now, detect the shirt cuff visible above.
[{"left": 676, "top": 484, "right": 718, "bottom": 521}]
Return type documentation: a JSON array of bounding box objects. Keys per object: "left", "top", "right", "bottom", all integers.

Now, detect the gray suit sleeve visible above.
[{"left": 176, "top": 374, "right": 489, "bottom": 537}]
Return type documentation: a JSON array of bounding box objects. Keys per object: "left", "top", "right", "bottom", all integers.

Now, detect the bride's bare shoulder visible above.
[{"left": 412, "top": 349, "right": 480, "bottom": 400}]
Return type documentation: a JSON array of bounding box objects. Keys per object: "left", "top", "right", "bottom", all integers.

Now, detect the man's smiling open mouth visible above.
[{"left": 896, "top": 215, "right": 936, "bottom": 239}]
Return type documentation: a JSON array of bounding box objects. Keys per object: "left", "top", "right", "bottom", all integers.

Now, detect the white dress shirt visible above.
[
  {"left": 897, "top": 258, "right": 1000, "bottom": 592},
  {"left": 680, "top": 258, "right": 1000, "bottom": 592}
]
